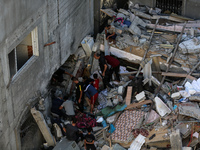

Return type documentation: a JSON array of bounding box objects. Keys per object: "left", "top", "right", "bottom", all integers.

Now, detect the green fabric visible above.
[{"left": 101, "top": 104, "right": 127, "bottom": 118}]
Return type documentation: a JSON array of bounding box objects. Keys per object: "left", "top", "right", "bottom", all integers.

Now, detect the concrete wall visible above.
[
  {"left": 0, "top": 0, "right": 94, "bottom": 149},
  {"left": 182, "top": 0, "right": 200, "bottom": 19}
]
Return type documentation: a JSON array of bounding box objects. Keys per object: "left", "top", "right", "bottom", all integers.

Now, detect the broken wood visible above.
[
  {"left": 100, "top": 9, "right": 117, "bottom": 17},
  {"left": 182, "top": 61, "right": 200, "bottom": 85},
  {"left": 126, "top": 100, "right": 152, "bottom": 110},
  {"left": 44, "top": 41, "right": 56, "bottom": 47},
  {"left": 161, "top": 72, "right": 197, "bottom": 80},
  {"left": 136, "top": 18, "right": 159, "bottom": 77},
  {"left": 156, "top": 22, "right": 187, "bottom": 94},
  {"left": 125, "top": 86, "right": 132, "bottom": 106}
]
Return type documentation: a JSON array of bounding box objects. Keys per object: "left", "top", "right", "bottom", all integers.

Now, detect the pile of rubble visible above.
[{"left": 30, "top": 1, "right": 200, "bottom": 150}]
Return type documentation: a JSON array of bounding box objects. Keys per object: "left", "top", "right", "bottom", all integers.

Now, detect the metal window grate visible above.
[{"left": 156, "top": 0, "right": 183, "bottom": 15}]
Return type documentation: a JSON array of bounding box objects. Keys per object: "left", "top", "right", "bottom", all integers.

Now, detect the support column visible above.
[{"left": 94, "top": 0, "right": 101, "bottom": 38}]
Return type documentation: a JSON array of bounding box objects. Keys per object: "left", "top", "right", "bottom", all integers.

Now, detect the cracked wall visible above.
[{"left": 0, "top": 0, "right": 94, "bottom": 149}]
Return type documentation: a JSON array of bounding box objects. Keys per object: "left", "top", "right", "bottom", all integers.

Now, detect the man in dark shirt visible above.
[
  {"left": 84, "top": 126, "right": 96, "bottom": 150},
  {"left": 51, "top": 92, "right": 64, "bottom": 117},
  {"left": 71, "top": 77, "right": 84, "bottom": 112},
  {"left": 104, "top": 55, "right": 120, "bottom": 82},
  {"left": 65, "top": 118, "right": 83, "bottom": 142},
  {"left": 94, "top": 52, "right": 113, "bottom": 89}
]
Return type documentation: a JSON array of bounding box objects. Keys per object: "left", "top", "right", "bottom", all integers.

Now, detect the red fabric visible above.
[
  {"left": 93, "top": 79, "right": 99, "bottom": 90},
  {"left": 91, "top": 93, "right": 98, "bottom": 105},
  {"left": 75, "top": 113, "right": 97, "bottom": 128},
  {"left": 104, "top": 55, "right": 120, "bottom": 68}
]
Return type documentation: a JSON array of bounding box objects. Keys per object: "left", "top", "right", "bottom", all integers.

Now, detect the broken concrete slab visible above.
[
  {"left": 178, "top": 103, "right": 200, "bottom": 120},
  {"left": 179, "top": 37, "right": 200, "bottom": 54},
  {"left": 53, "top": 138, "right": 80, "bottom": 150},
  {"left": 135, "top": 91, "right": 146, "bottom": 102},
  {"left": 31, "top": 107, "right": 56, "bottom": 146},
  {"left": 129, "top": 134, "right": 146, "bottom": 150},
  {"left": 170, "top": 129, "right": 182, "bottom": 150}
]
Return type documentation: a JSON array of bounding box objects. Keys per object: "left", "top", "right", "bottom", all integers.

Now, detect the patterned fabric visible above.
[
  {"left": 75, "top": 113, "right": 97, "bottom": 129},
  {"left": 111, "top": 110, "right": 145, "bottom": 143}
]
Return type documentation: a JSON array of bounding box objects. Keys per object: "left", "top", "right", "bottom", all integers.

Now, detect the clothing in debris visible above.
[
  {"left": 75, "top": 81, "right": 84, "bottom": 112},
  {"left": 85, "top": 133, "right": 96, "bottom": 150},
  {"left": 105, "top": 55, "right": 120, "bottom": 81}
]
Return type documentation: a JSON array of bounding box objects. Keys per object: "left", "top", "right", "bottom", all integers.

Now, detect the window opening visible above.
[{"left": 8, "top": 27, "right": 39, "bottom": 78}]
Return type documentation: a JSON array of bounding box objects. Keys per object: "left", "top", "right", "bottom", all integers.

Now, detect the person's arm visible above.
[
  {"left": 84, "top": 139, "right": 87, "bottom": 149},
  {"left": 85, "top": 140, "right": 94, "bottom": 145},
  {"left": 79, "top": 89, "right": 83, "bottom": 103},
  {"left": 105, "top": 27, "right": 108, "bottom": 35},
  {"left": 78, "top": 84, "right": 83, "bottom": 103},
  {"left": 102, "top": 64, "right": 108, "bottom": 77},
  {"left": 59, "top": 105, "right": 63, "bottom": 110},
  {"left": 106, "top": 31, "right": 116, "bottom": 40}
]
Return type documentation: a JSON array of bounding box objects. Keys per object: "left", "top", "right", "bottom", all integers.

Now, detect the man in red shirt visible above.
[{"left": 104, "top": 55, "right": 120, "bottom": 82}]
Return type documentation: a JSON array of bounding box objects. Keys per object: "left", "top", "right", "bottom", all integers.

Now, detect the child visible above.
[
  {"left": 84, "top": 126, "right": 96, "bottom": 150},
  {"left": 92, "top": 73, "right": 99, "bottom": 91}
]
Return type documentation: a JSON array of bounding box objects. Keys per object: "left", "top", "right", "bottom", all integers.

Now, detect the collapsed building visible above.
[{"left": 1, "top": 0, "right": 200, "bottom": 150}]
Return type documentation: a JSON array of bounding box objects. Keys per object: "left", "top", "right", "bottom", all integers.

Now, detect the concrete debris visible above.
[
  {"left": 34, "top": 2, "right": 200, "bottom": 150},
  {"left": 170, "top": 129, "right": 182, "bottom": 150},
  {"left": 129, "top": 134, "right": 146, "bottom": 150}
]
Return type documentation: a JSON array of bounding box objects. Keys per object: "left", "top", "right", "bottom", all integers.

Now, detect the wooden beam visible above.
[
  {"left": 126, "top": 100, "right": 152, "bottom": 110},
  {"left": 125, "top": 86, "right": 132, "bottom": 106}
]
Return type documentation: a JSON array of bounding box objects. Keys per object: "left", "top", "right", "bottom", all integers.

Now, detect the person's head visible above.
[
  {"left": 83, "top": 76, "right": 88, "bottom": 82},
  {"left": 55, "top": 90, "right": 63, "bottom": 98},
  {"left": 71, "top": 77, "right": 79, "bottom": 84},
  {"left": 106, "top": 25, "right": 111, "bottom": 29},
  {"left": 87, "top": 126, "right": 93, "bottom": 133},
  {"left": 72, "top": 117, "right": 77, "bottom": 125},
  {"left": 63, "top": 95, "right": 69, "bottom": 101},
  {"left": 94, "top": 52, "right": 100, "bottom": 59},
  {"left": 93, "top": 73, "right": 98, "bottom": 79}
]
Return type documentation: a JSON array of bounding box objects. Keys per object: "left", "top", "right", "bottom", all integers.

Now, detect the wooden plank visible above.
[
  {"left": 145, "top": 128, "right": 170, "bottom": 148},
  {"left": 161, "top": 72, "right": 197, "bottom": 81},
  {"left": 100, "top": 9, "right": 117, "bottom": 17},
  {"left": 126, "top": 100, "right": 152, "bottom": 110},
  {"left": 125, "top": 86, "right": 132, "bottom": 106}
]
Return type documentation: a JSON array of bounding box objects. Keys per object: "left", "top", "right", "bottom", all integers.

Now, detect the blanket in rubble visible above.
[
  {"left": 111, "top": 110, "right": 146, "bottom": 143},
  {"left": 75, "top": 112, "right": 97, "bottom": 128}
]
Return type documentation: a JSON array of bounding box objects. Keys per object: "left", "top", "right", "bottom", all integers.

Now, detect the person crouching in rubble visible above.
[
  {"left": 71, "top": 77, "right": 84, "bottom": 112},
  {"left": 84, "top": 83, "right": 98, "bottom": 114},
  {"left": 84, "top": 126, "right": 96, "bottom": 150},
  {"left": 59, "top": 95, "right": 75, "bottom": 121},
  {"left": 105, "top": 25, "right": 117, "bottom": 44},
  {"left": 104, "top": 55, "right": 120, "bottom": 82},
  {"left": 94, "top": 52, "right": 113, "bottom": 89},
  {"left": 64, "top": 117, "right": 84, "bottom": 143}
]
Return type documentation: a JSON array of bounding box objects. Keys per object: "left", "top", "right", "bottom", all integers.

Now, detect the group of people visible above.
[
  {"left": 65, "top": 118, "right": 96, "bottom": 150},
  {"left": 51, "top": 91, "right": 96, "bottom": 150},
  {"left": 72, "top": 73, "right": 99, "bottom": 114}
]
